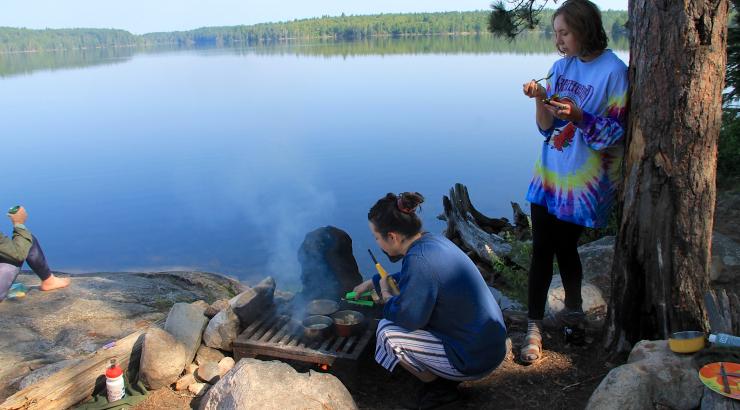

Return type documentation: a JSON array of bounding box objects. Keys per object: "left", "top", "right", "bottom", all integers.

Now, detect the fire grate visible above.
[{"left": 233, "top": 309, "right": 377, "bottom": 366}]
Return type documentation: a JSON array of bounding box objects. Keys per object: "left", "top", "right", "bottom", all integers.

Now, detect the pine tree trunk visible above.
[{"left": 605, "top": 0, "right": 729, "bottom": 352}]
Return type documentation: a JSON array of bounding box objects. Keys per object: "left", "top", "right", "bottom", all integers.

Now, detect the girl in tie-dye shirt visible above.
[{"left": 519, "top": 0, "right": 628, "bottom": 365}]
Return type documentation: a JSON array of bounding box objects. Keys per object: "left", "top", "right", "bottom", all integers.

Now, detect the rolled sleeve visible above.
[{"left": 0, "top": 225, "right": 33, "bottom": 264}]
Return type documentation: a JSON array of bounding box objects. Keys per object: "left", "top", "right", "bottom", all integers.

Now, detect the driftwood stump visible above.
[{"left": 441, "top": 183, "right": 530, "bottom": 269}]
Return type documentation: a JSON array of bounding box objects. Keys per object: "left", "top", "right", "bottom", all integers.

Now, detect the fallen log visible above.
[{"left": 0, "top": 326, "right": 149, "bottom": 410}]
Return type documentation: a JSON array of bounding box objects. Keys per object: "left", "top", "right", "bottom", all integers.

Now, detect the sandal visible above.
[{"left": 520, "top": 320, "right": 543, "bottom": 365}]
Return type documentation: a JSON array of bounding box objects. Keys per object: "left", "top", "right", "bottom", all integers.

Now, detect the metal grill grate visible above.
[{"left": 233, "top": 309, "right": 376, "bottom": 366}]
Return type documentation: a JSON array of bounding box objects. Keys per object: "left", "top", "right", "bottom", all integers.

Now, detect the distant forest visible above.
[{"left": 0, "top": 10, "right": 628, "bottom": 53}]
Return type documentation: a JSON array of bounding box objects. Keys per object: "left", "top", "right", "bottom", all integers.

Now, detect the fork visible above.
[{"left": 533, "top": 73, "right": 553, "bottom": 84}]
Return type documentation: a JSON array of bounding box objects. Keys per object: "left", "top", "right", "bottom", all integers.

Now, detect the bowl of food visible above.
[
  {"left": 302, "top": 315, "right": 334, "bottom": 340},
  {"left": 332, "top": 310, "right": 366, "bottom": 337},
  {"left": 668, "top": 331, "right": 705, "bottom": 353},
  {"left": 306, "top": 299, "right": 339, "bottom": 316}
]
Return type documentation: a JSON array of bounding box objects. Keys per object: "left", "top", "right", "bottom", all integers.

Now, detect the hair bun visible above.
[{"left": 397, "top": 192, "right": 425, "bottom": 214}]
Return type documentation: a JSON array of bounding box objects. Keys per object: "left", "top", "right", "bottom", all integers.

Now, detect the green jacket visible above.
[{"left": 0, "top": 224, "right": 33, "bottom": 264}]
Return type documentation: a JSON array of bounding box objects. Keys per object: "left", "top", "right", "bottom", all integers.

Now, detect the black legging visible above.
[
  {"left": 527, "top": 203, "right": 584, "bottom": 320},
  {"left": 26, "top": 235, "right": 52, "bottom": 281}
]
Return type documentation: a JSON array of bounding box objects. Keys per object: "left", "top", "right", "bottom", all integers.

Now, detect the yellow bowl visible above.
[{"left": 668, "top": 331, "right": 705, "bottom": 353}]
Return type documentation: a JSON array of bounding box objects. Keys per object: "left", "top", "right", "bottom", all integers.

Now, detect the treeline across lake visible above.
[
  {"left": 0, "top": 28, "right": 139, "bottom": 53},
  {"left": 0, "top": 10, "right": 628, "bottom": 54},
  {"left": 143, "top": 10, "right": 627, "bottom": 45}
]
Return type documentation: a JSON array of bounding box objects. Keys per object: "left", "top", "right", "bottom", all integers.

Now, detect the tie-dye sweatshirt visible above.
[{"left": 526, "top": 49, "right": 628, "bottom": 228}]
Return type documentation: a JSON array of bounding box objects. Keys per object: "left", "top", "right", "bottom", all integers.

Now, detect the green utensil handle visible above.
[
  {"left": 346, "top": 299, "right": 374, "bottom": 307},
  {"left": 345, "top": 290, "right": 373, "bottom": 299}
]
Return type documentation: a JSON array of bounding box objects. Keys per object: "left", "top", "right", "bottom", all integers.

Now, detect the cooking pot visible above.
[
  {"left": 305, "top": 299, "right": 339, "bottom": 316},
  {"left": 332, "top": 310, "right": 366, "bottom": 337},
  {"left": 668, "top": 331, "right": 705, "bottom": 353},
  {"left": 302, "top": 315, "right": 334, "bottom": 340}
]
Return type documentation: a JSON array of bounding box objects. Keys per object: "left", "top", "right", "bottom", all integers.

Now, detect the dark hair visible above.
[
  {"left": 553, "top": 0, "right": 608, "bottom": 57},
  {"left": 368, "top": 192, "right": 425, "bottom": 238}
]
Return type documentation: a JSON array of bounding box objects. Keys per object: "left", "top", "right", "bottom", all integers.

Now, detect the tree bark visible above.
[{"left": 605, "top": 0, "right": 729, "bottom": 352}]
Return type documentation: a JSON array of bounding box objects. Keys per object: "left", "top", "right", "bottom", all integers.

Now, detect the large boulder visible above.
[
  {"left": 578, "top": 236, "right": 615, "bottom": 287},
  {"left": 164, "top": 303, "right": 209, "bottom": 365},
  {"left": 586, "top": 340, "right": 704, "bottom": 410},
  {"left": 139, "top": 327, "right": 189, "bottom": 390},
  {"left": 230, "top": 277, "right": 276, "bottom": 326},
  {"left": 203, "top": 306, "right": 240, "bottom": 351},
  {"left": 199, "top": 359, "right": 357, "bottom": 410},
  {"left": 544, "top": 275, "right": 606, "bottom": 329},
  {"left": 297, "top": 226, "right": 363, "bottom": 302},
  {"left": 711, "top": 231, "right": 740, "bottom": 284},
  {"left": 586, "top": 363, "right": 653, "bottom": 409}
]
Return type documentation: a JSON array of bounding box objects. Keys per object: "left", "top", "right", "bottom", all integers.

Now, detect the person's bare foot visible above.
[{"left": 39, "top": 275, "right": 71, "bottom": 291}]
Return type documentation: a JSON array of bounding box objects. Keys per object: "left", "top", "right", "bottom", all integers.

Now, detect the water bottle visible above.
[
  {"left": 561, "top": 309, "right": 586, "bottom": 345},
  {"left": 564, "top": 324, "right": 586, "bottom": 345},
  {"left": 708, "top": 333, "right": 740, "bottom": 348},
  {"left": 105, "top": 359, "right": 126, "bottom": 403}
]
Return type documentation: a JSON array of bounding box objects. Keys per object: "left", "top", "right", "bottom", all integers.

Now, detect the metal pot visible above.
[
  {"left": 332, "top": 310, "right": 365, "bottom": 337},
  {"left": 305, "top": 299, "right": 339, "bottom": 316},
  {"left": 302, "top": 315, "right": 334, "bottom": 340},
  {"left": 668, "top": 331, "right": 705, "bottom": 353}
]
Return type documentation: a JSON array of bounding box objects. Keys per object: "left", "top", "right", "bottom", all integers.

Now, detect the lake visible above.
[{"left": 0, "top": 36, "right": 628, "bottom": 290}]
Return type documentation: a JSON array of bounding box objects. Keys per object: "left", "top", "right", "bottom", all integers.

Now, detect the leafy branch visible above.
[{"left": 488, "top": 0, "right": 557, "bottom": 38}]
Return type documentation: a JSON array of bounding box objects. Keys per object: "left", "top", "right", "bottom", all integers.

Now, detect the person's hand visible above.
[
  {"left": 522, "top": 80, "right": 547, "bottom": 100},
  {"left": 352, "top": 279, "right": 374, "bottom": 299},
  {"left": 543, "top": 97, "right": 583, "bottom": 123},
  {"left": 8, "top": 206, "right": 27, "bottom": 225},
  {"left": 378, "top": 277, "right": 394, "bottom": 304}
]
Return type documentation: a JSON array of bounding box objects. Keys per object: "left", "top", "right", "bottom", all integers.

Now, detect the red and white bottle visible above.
[{"left": 105, "top": 359, "right": 125, "bottom": 403}]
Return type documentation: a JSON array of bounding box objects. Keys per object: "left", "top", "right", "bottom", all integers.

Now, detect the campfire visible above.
[
  {"left": 233, "top": 226, "right": 378, "bottom": 367},
  {"left": 233, "top": 303, "right": 376, "bottom": 367}
]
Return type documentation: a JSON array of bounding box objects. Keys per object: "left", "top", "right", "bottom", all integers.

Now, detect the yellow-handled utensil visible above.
[{"left": 368, "top": 249, "right": 400, "bottom": 295}]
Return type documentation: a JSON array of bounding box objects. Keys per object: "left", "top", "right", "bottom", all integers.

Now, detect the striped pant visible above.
[{"left": 374, "top": 319, "right": 487, "bottom": 381}]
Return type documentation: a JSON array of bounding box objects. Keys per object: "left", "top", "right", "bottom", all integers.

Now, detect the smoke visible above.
[
  {"left": 218, "top": 138, "right": 336, "bottom": 292},
  {"left": 260, "top": 186, "right": 336, "bottom": 292}
]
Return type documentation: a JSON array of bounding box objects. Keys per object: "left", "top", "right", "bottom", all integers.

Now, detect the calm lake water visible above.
[{"left": 0, "top": 37, "right": 628, "bottom": 290}]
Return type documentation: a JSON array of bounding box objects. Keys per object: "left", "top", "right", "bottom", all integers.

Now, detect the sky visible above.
[{"left": 1, "top": 1, "right": 628, "bottom": 34}]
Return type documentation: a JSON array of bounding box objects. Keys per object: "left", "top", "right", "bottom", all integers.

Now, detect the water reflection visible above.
[
  {"left": 0, "top": 34, "right": 629, "bottom": 78},
  {"left": 0, "top": 47, "right": 137, "bottom": 78}
]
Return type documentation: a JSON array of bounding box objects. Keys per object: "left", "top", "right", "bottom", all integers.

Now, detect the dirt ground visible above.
[
  {"left": 131, "top": 318, "right": 621, "bottom": 410},
  {"left": 131, "top": 187, "right": 740, "bottom": 410},
  {"left": 352, "top": 323, "right": 621, "bottom": 410}
]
